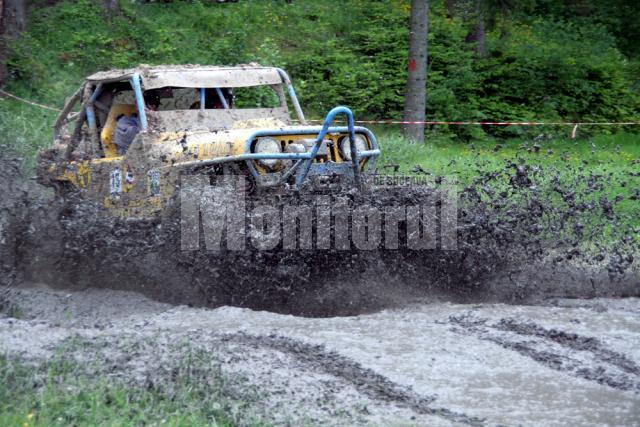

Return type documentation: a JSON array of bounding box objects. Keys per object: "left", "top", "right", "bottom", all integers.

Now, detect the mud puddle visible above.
[
  {"left": 449, "top": 314, "right": 640, "bottom": 392},
  {"left": 1, "top": 287, "right": 639, "bottom": 425}
]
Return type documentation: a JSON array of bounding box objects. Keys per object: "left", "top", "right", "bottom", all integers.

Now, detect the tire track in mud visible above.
[
  {"left": 494, "top": 319, "right": 640, "bottom": 376},
  {"left": 223, "top": 332, "right": 485, "bottom": 426},
  {"left": 60, "top": 327, "right": 485, "bottom": 425},
  {"left": 449, "top": 315, "right": 640, "bottom": 392}
]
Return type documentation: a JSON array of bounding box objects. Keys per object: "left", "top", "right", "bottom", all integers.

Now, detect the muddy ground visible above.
[
  {"left": 1, "top": 150, "right": 639, "bottom": 424},
  {"left": 1, "top": 286, "right": 639, "bottom": 426}
]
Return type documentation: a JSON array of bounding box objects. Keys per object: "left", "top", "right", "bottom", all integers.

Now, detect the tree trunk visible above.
[
  {"left": 465, "top": 0, "right": 486, "bottom": 57},
  {"left": 104, "top": 0, "right": 119, "bottom": 15},
  {"left": 402, "top": 0, "right": 429, "bottom": 143},
  {"left": 0, "top": 0, "right": 26, "bottom": 85},
  {"left": 2, "top": 0, "right": 26, "bottom": 36},
  {"left": 444, "top": 0, "right": 457, "bottom": 18}
]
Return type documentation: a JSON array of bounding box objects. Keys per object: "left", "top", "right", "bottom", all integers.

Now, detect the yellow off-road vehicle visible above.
[
  {"left": 38, "top": 64, "right": 380, "bottom": 217},
  {"left": 28, "top": 65, "right": 469, "bottom": 315}
]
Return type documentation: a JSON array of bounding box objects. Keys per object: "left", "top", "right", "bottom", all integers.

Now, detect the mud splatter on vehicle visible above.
[
  {"left": 2, "top": 148, "right": 638, "bottom": 316},
  {"left": 1, "top": 65, "right": 638, "bottom": 316}
]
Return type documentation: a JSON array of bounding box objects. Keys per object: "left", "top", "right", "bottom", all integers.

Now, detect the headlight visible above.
[
  {"left": 254, "top": 137, "right": 282, "bottom": 169},
  {"left": 339, "top": 134, "right": 368, "bottom": 161}
]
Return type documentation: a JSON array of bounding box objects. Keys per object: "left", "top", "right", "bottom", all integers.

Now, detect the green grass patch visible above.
[
  {"left": 379, "top": 130, "right": 638, "bottom": 207},
  {"left": 377, "top": 129, "right": 639, "bottom": 180},
  {"left": 0, "top": 97, "right": 56, "bottom": 169},
  {"left": 0, "top": 351, "right": 262, "bottom": 427},
  {"left": 377, "top": 130, "right": 640, "bottom": 244}
]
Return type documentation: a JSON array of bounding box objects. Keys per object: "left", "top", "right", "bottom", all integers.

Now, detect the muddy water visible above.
[
  {"left": 1, "top": 144, "right": 638, "bottom": 422},
  {"left": 1, "top": 287, "right": 639, "bottom": 425},
  {"left": 156, "top": 301, "right": 640, "bottom": 425}
]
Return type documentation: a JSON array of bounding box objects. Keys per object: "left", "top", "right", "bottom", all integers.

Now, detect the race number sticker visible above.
[
  {"left": 110, "top": 169, "right": 122, "bottom": 198},
  {"left": 148, "top": 169, "right": 161, "bottom": 197}
]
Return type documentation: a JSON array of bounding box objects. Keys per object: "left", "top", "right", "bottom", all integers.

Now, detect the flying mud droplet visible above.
[{"left": 1, "top": 150, "right": 638, "bottom": 317}]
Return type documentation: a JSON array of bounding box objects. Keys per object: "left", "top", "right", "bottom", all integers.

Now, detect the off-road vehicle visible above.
[{"left": 38, "top": 64, "right": 380, "bottom": 217}]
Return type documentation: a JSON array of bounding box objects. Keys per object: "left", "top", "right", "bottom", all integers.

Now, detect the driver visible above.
[
  {"left": 190, "top": 88, "right": 233, "bottom": 109},
  {"left": 114, "top": 91, "right": 160, "bottom": 155},
  {"left": 143, "top": 90, "right": 161, "bottom": 111}
]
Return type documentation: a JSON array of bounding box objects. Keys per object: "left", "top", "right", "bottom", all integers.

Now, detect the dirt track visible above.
[
  {"left": 2, "top": 285, "right": 639, "bottom": 426},
  {"left": 1, "top": 150, "right": 639, "bottom": 424}
]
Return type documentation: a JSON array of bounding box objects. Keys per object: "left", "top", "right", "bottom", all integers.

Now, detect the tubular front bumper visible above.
[{"left": 243, "top": 106, "right": 380, "bottom": 188}]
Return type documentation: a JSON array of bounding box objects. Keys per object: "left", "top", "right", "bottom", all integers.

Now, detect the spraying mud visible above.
[{"left": 1, "top": 147, "right": 638, "bottom": 316}]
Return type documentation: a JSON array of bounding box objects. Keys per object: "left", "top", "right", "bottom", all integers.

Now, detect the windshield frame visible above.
[{"left": 131, "top": 69, "right": 306, "bottom": 130}]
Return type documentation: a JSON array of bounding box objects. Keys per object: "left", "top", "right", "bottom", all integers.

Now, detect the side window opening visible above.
[
  {"left": 104, "top": 82, "right": 139, "bottom": 157},
  {"left": 234, "top": 86, "right": 281, "bottom": 109},
  {"left": 140, "top": 86, "right": 283, "bottom": 111},
  {"left": 80, "top": 80, "right": 139, "bottom": 159},
  {"left": 141, "top": 87, "right": 235, "bottom": 111}
]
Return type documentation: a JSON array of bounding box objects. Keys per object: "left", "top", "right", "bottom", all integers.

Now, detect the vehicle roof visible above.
[{"left": 86, "top": 64, "right": 284, "bottom": 89}]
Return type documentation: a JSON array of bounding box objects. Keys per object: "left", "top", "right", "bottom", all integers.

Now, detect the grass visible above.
[
  {"left": 0, "top": 97, "right": 56, "bottom": 169},
  {"left": 376, "top": 127, "right": 639, "bottom": 181},
  {"left": 377, "top": 128, "right": 640, "bottom": 227},
  {"left": 0, "top": 350, "right": 261, "bottom": 427}
]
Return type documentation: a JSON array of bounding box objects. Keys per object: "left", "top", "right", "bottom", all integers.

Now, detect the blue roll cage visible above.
[{"left": 85, "top": 69, "right": 380, "bottom": 188}]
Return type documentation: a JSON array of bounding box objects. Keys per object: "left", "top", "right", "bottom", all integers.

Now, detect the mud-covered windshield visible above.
[{"left": 144, "top": 85, "right": 290, "bottom": 131}]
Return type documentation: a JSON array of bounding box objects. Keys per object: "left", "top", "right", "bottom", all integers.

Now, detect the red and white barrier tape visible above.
[
  {"left": 306, "top": 119, "right": 640, "bottom": 126},
  {"left": 0, "top": 89, "right": 62, "bottom": 112},
  {"left": 2, "top": 89, "right": 637, "bottom": 127}
]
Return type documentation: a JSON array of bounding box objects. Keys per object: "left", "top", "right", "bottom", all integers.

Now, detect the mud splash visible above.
[
  {"left": 1, "top": 147, "right": 638, "bottom": 317},
  {"left": 0, "top": 156, "right": 26, "bottom": 288}
]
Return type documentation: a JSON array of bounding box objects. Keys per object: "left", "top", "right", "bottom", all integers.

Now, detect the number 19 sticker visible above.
[
  {"left": 110, "top": 169, "right": 122, "bottom": 198},
  {"left": 148, "top": 169, "right": 161, "bottom": 197}
]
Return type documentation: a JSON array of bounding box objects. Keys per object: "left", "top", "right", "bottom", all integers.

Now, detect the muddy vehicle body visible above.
[
  {"left": 34, "top": 65, "right": 460, "bottom": 313},
  {"left": 38, "top": 65, "right": 380, "bottom": 218}
]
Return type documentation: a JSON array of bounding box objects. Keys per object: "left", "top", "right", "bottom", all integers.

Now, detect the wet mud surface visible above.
[
  {"left": 224, "top": 333, "right": 483, "bottom": 425},
  {"left": 1, "top": 69, "right": 638, "bottom": 421},
  {"left": 449, "top": 314, "right": 640, "bottom": 392},
  {"left": 1, "top": 287, "right": 639, "bottom": 425}
]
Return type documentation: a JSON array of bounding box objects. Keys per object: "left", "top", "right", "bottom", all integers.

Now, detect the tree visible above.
[
  {"left": 465, "top": 0, "right": 486, "bottom": 56},
  {"left": 0, "top": 0, "right": 26, "bottom": 85},
  {"left": 402, "top": 0, "right": 429, "bottom": 143},
  {"left": 104, "top": 0, "right": 119, "bottom": 15},
  {"left": 444, "top": 0, "right": 488, "bottom": 56},
  {"left": 445, "top": 0, "right": 529, "bottom": 57}
]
